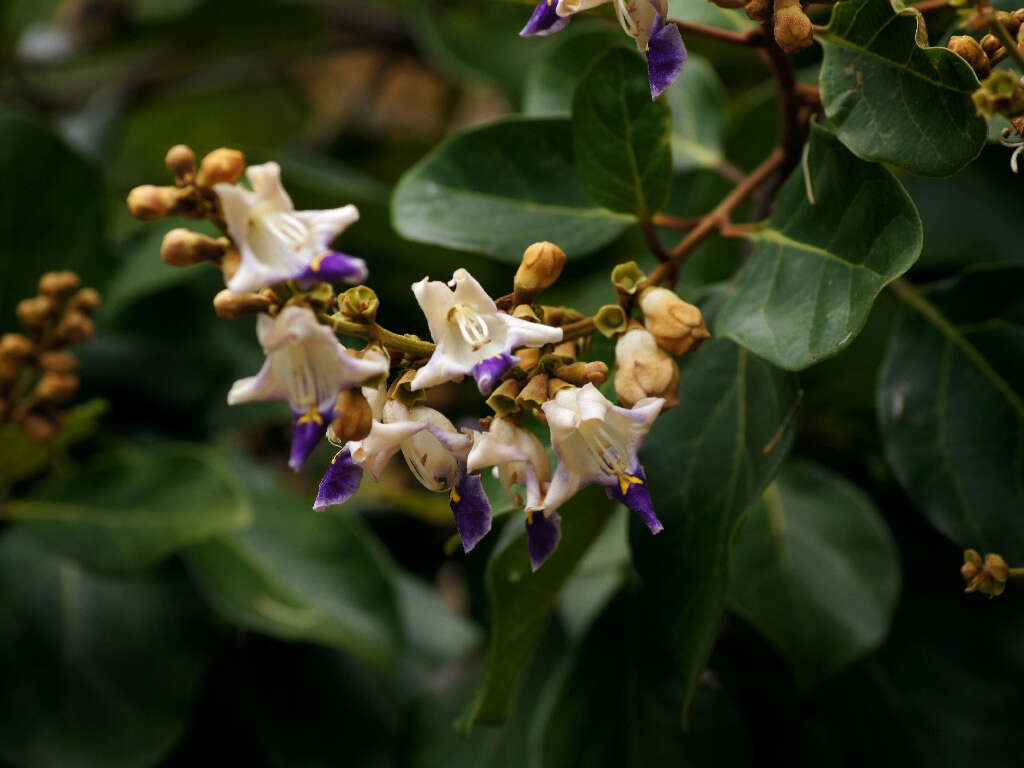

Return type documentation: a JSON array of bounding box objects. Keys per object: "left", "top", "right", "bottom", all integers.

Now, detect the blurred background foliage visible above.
[{"left": 0, "top": 0, "right": 1022, "bottom": 766}]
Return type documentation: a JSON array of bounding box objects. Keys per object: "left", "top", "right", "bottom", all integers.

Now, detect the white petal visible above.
[
  {"left": 350, "top": 419, "right": 428, "bottom": 480},
  {"left": 557, "top": 0, "right": 610, "bottom": 15},
  {"left": 540, "top": 462, "right": 587, "bottom": 514},
  {"left": 411, "top": 277, "right": 457, "bottom": 343},
  {"left": 215, "top": 182, "right": 257, "bottom": 252},
  {"left": 246, "top": 162, "right": 293, "bottom": 212},
  {"left": 577, "top": 382, "right": 612, "bottom": 423},
  {"left": 409, "top": 339, "right": 473, "bottom": 390},
  {"left": 467, "top": 430, "right": 528, "bottom": 473},
  {"left": 401, "top": 429, "right": 460, "bottom": 491},
  {"left": 451, "top": 269, "right": 498, "bottom": 314},
  {"left": 542, "top": 396, "right": 581, "bottom": 444},
  {"left": 294, "top": 204, "right": 359, "bottom": 250},
  {"left": 227, "top": 363, "right": 282, "bottom": 404},
  {"left": 503, "top": 315, "right": 563, "bottom": 350}
]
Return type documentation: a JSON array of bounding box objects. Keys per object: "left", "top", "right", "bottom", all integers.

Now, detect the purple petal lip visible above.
[
  {"left": 472, "top": 352, "right": 519, "bottom": 396},
  {"left": 526, "top": 510, "right": 562, "bottom": 571},
  {"left": 646, "top": 15, "right": 687, "bottom": 100},
  {"left": 450, "top": 471, "right": 493, "bottom": 552},
  {"left": 314, "top": 447, "right": 363, "bottom": 511},
  {"left": 604, "top": 464, "right": 662, "bottom": 533},
  {"left": 289, "top": 407, "right": 331, "bottom": 470},
  {"left": 520, "top": 0, "right": 570, "bottom": 36},
  {"left": 295, "top": 251, "right": 369, "bottom": 287}
]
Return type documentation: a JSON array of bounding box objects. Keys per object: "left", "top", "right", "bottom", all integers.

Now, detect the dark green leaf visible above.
[
  {"left": 0, "top": 530, "right": 210, "bottom": 768},
  {"left": 668, "top": 0, "right": 754, "bottom": 31},
  {"left": 523, "top": 27, "right": 624, "bottom": 116},
  {"left": 0, "top": 398, "right": 106, "bottom": 489},
  {"left": 631, "top": 338, "right": 800, "bottom": 716},
  {"left": 456, "top": 487, "right": 614, "bottom": 732},
  {"left": 716, "top": 125, "right": 922, "bottom": 370},
  {"left": 391, "top": 117, "right": 634, "bottom": 261},
  {"left": 729, "top": 460, "right": 901, "bottom": 688},
  {"left": 8, "top": 443, "right": 250, "bottom": 573},
  {"left": 819, "top": 0, "right": 985, "bottom": 176},
  {"left": 572, "top": 47, "right": 672, "bottom": 217},
  {"left": 667, "top": 55, "right": 728, "bottom": 173},
  {"left": 880, "top": 267, "right": 1024, "bottom": 556},
  {"left": 183, "top": 460, "right": 401, "bottom": 669}
]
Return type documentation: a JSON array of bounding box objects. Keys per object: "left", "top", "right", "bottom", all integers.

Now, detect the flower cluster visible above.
[
  {"left": 0, "top": 272, "right": 100, "bottom": 443},
  {"left": 128, "top": 146, "right": 709, "bottom": 570}
]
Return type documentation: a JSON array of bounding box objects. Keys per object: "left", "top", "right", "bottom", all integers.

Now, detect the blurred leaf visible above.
[
  {"left": 880, "top": 266, "right": 1024, "bottom": 557},
  {"left": 572, "top": 47, "right": 672, "bottom": 218},
  {"left": 456, "top": 487, "right": 614, "bottom": 732},
  {"left": 667, "top": 55, "right": 728, "bottom": 173},
  {"left": 716, "top": 126, "right": 922, "bottom": 370},
  {"left": 392, "top": 117, "right": 634, "bottom": 261},
  {"left": 0, "top": 530, "right": 210, "bottom": 768},
  {"left": 819, "top": 0, "right": 985, "bottom": 176},
  {"left": 8, "top": 443, "right": 250, "bottom": 573},
  {"left": 398, "top": 573, "right": 481, "bottom": 670},
  {"left": 631, "top": 338, "right": 800, "bottom": 717},
  {"left": 541, "top": 594, "right": 753, "bottom": 767},
  {"left": 0, "top": 109, "right": 111, "bottom": 327},
  {"left": 523, "top": 27, "right": 623, "bottom": 116},
  {"left": 728, "top": 460, "right": 901, "bottom": 689},
  {"left": 0, "top": 398, "right": 106, "bottom": 488},
  {"left": 183, "top": 459, "right": 401, "bottom": 669},
  {"left": 668, "top": 0, "right": 754, "bottom": 31}
]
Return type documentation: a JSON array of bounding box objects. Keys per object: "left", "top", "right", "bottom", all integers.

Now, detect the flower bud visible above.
[
  {"left": 594, "top": 304, "right": 628, "bottom": 338},
  {"left": 512, "top": 347, "right": 541, "bottom": 373},
  {"left": 0, "top": 355, "right": 20, "bottom": 382},
  {"left": 514, "top": 241, "right": 566, "bottom": 304},
  {"left": 948, "top": 35, "right": 990, "bottom": 79},
  {"left": 162, "top": 228, "right": 226, "bottom": 267},
  {"left": 981, "top": 33, "right": 1001, "bottom": 57},
  {"left": 774, "top": 4, "right": 814, "bottom": 54},
  {"left": 0, "top": 334, "right": 35, "bottom": 362},
  {"left": 486, "top": 378, "right": 521, "bottom": 417},
  {"left": 35, "top": 372, "right": 79, "bottom": 403},
  {"left": 552, "top": 340, "right": 578, "bottom": 360},
  {"left": 614, "top": 327, "right": 679, "bottom": 409},
  {"left": 745, "top": 0, "right": 770, "bottom": 22},
  {"left": 328, "top": 389, "right": 374, "bottom": 444},
  {"left": 962, "top": 549, "right": 1011, "bottom": 597},
  {"left": 213, "top": 289, "right": 274, "bottom": 319},
  {"left": 584, "top": 361, "right": 609, "bottom": 386},
  {"left": 196, "top": 148, "right": 245, "bottom": 188},
  {"left": 38, "top": 351, "right": 78, "bottom": 374},
  {"left": 339, "top": 286, "right": 379, "bottom": 322},
  {"left": 611, "top": 261, "right": 646, "bottom": 295},
  {"left": 20, "top": 413, "right": 57, "bottom": 444},
  {"left": 126, "top": 184, "right": 179, "bottom": 220},
  {"left": 165, "top": 144, "right": 196, "bottom": 185},
  {"left": 552, "top": 362, "right": 590, "bottom": 386},
  {"left": 38, "top": 271, "right": 81, "bottom": 300},
  {"left": 639, "top": 287, "right": 709, "bottom": 356},
  {"left": 55, "top": 311, "right": 95, "bottom": 345},
  {"left": 68, "top": 288, "right": 101, "bottom": 315},
  {"left": 16, "top": 296, "right": 56, "bottom": 330}
]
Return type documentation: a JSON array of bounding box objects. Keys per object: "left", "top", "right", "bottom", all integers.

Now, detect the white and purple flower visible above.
[
  {"left": 520, "top": 0, "right": 687, "bottom": 99},
  {"left": 227, "top": 305, "right": 388, "bottom": 470},
  {"left": 410, "top": 269, "right": 563, "bottom": 396},
  {"left": 532, "top": 382, "right": 663, "bottom": 568},
  {"left": 215, "top": 161, "right": 368, "bottom": 293}
]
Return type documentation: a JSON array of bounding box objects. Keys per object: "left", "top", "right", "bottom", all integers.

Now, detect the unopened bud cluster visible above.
[
  {"left": 961, "top": 549, "right": 1012, "bottom": 597},
  {"left": 2, "top": 272, "right": 100, "bottom": 444},
  {"left": 738, "top": 0, "right": 813, "bottom": 53}
]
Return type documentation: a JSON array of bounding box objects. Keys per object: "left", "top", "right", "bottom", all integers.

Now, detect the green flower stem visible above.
[
  {"left": 322, "top": 313, "right": 436, "bottom": 358},
  {"left": 1010, "top": 567, "right": 1024, "bottom": 578},
  {"left": 560, "top": 317, "right": 597, "bottom": 342}
]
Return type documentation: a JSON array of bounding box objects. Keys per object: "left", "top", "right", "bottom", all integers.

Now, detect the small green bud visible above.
[
  {"left": 594, "top": 304, "right": 628, "bottom": 337},
  {"left": 339, "top": 286, "right": 379, "bottom": 323},
  {"left": 611, "top": 261, "right": 646, "bottom": 295}
]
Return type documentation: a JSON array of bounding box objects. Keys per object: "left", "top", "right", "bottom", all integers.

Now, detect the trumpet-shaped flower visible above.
[
  {"left": 520, "top": 0, "right": 687, "bottom": 99},
  {"left": 315, "top": 390, "right": 494, "bottom": 551},
  {"left": 216, "top": 162, "right": 367, "bottom": 293},
  {"left": 533, "top": 383, "right": 663, "bottom": 568},
  {"left": 411, "top": 268, "right": 563, "bottom": 395},
  {"left": 227, "top": 305, "right": 387, "bottom": 469}
]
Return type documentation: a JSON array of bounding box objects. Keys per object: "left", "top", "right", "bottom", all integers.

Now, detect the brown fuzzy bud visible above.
[
  {"left": 165, "top": 144, "right": 196, "bottom": 185},
  {"left": 614, "top": 327, "right": 679, "bottom": 409},
  {"left": 0, "top": 334, "right": 35, "bottom": 362},
  {"left": 161, "top": 228, "right": 226, "bottom": 267},
  {"left": 38, "top": 271, "right": 81, "bottom": 300},
  {"left": 962, "top": 549, "right": 1011, "bottom": 597},
  {"left": 38, "top": 351, "right": 78, "bottom": 374},
  {"left": 948, "top": 35, "right": 990, "bottom": 79},
  {"left": 196, "top": 148, "right": 245, "bottom": 188},
  {"left": 213, "top": 289, "right": 273, "bottom": 319},
  {"left": 127, "top": 184, "right": 179, "bottom": 220},
  {"left": 0, "top": 355, "right": 20, "bottom": 382},
  {"left": 746, "top": 0, "right": 770, "bottom": 22},
  {"left": 68, "top": 288, "right": 101, "bottom": 315},
  {"left": 514, "top": 241, "right": 566, "bottom": 304},
  {"left": 583, "top": 361, "right": 609, "bottom": 386},
  {"left": 328, "top": 389, "right": 374, "bottom": 444},
  {"left": 35, "top": 372, "right": 79, "bottom": 403},
  {"left": 55, "top": 311, "right": 95, "bottom": 345},
  {"left": 16, "top": 296, "right": 56, "bottom": 330},
  {"left": 981, "top": 33, "right": 1001, "bottom": 57},
  {"left": 774, "top": 4, "right": 814, "bottom": 54},
  {"left": 20, "top": 413, "right": 58, "bottom": 444},
  {"left": 553, "top": 362, "right": 590, "bottom": 386},
  {"left": 639, "top": 287, "right": 710, "bottom": 356}
]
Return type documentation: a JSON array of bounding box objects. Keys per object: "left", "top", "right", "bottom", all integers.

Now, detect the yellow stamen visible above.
[
  {"left": 297, "top": 407, "right": 323, "bottom": 426},
  {"left": 311, "top": 252, "right": 329, "bottom": 272},
  {"left": 618, "top": 473, "right": 642, "bottom": 496},
  {"left": 450, "top": 486, "right": 462, "bottom": 504},
  {"left": 526, "top": 509, "right": 535, "bottom": 525}
]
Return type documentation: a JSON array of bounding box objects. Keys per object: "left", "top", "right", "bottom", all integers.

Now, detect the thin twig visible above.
[
  {"left": 640, "top": 219, "right": 670, "bottom": 262},
  {"left": 652, "top": 213, "right": 702, "bottom": 231}
]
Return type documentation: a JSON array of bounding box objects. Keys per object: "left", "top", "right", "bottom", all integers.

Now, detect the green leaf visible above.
[
  {"left": 456, "top": 487, "right": 614, "bottom": 733},
  {"left": 397, "top": 573, "right": 481, "bottom": 671},
  {"left": 183, "top": 459, "right": 401, "bottom": 669},
  {"left": 572, "top": 47, "right": 673, "bottom": 217},
  {"left": 728, "top": 460, "right": 901, "bottom": 689},
  {"left": 0, "top": 398, "right": 106, "bottom": 489},
  {"left": 667, "top": 55, "right": 728, "bottom": 173},
  {"left": 0, "top": 530, "right": 211, "bottom": 768},
  {"left": 880, "top": 267, "right": 1024, "bottom": 557},
  {"left": 0, "top": 109, "right": 111, "bottom": 327},
  {"left": 523, "top": 27, "right": 625, "bottom": 116},
  {"left": 668, "top": 0, "right": 755, "bottom": 31},
  {"left": 391, "top": 117, "right": 634, "bottom": 261},
  {"left": 631, "top": 338, "right": 800, "bottom": 716},
  {"left": 715, "top": 125, "right": 922, "bottom": 370},
  {"left": 819, "top": 0, "right": 985, "bottom": 176},
  {"left": 8, "top": 443, "right": 250, "bottom": 573}
]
